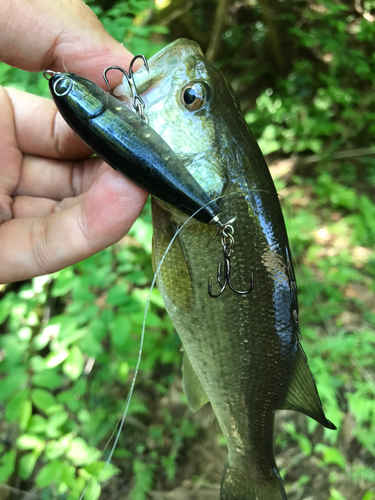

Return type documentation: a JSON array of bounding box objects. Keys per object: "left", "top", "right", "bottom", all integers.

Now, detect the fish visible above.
[{"left": 115, "top": 38, "right": 336, "bottom": 500}]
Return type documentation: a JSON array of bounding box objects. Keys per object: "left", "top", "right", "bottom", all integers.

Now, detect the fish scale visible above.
[{"left": 118, "top": 38, "right": 336, "bottom": 500}]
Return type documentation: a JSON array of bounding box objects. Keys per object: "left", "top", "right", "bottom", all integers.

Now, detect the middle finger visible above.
[{"left": 14, "top": 155, "right": 104, "bottom": 200}]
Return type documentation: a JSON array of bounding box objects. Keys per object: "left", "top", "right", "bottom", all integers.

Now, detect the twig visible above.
[
  {"left": 205, "top": 0, "right": 229, "bottom": 62},
  {"left": 258, "top": 0, "right": 284, "bottom": 71},
  {"left": 0, "top": 483, "right": 38, "bottom": 499},
  {"left": 299, "top": 147, "right": 375, "bottom": 165},
  {"left": 269, "top": 148, "right": 375, "bottom": 180},
  {"left": 156, "top": 0, "right": 194, "bottom": 26}
]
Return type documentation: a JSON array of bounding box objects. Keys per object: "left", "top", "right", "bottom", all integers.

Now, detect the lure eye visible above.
[
  {"left": 53, "top": 75, "right": 73, "bottom": 97},
  {"left": 180, "top": 82, "right": 209, "bottom": 111}
]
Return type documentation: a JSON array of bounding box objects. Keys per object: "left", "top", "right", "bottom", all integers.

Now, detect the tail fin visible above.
[{"left": 220, "top": 461, "right": 287, "bottom": 500}]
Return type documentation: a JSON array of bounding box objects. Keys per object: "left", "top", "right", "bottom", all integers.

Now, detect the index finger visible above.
[
  {"left": 4, "top": 87, "right": 93, "bottom": 160},
  {"left": 0, "top": 0, "right": 133, "bottom": 88}
]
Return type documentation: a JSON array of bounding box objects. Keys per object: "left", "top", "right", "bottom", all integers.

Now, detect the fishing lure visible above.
[
  {"left": 44, "top": 66, "right": 220, "bottom": 226},
  {"left": 108, "top": 57, "right": 252, "bottom": 297},
  {"left": 45, "top": 58, "right": 250, "bottom": 297}
]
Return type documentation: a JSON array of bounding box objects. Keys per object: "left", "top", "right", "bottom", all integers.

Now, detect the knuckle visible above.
[
  {"left": 53, "top": 200, "right": 65, "bottom": 213},
  {"left": 77, "top": 205, "right": 96, "bottom": 251},
  {"left": 0, "top": 195, "right": 13, "bottom": 223},
  {"left": 30, "top": 218, "right": 51, "bottom": 275},
  {"left": 71, "top": 162, "right": 84, "bottom": 197},
  {"left": 52, "top": 111, "right": 63, "bottom": 157}
]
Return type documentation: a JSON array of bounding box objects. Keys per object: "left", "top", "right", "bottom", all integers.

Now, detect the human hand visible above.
[{"left": 0, "top": 0, "right": 148, "bottom": 284}]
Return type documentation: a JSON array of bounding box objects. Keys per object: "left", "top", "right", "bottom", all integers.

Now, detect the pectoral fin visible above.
[
  {"left": 281, "top": 343, "right": 336, "bottom": 430},
  {"left": 182, "top": 351, "right": 209, "bottom": 412},
  {"left": 152, "top": 199, "right": 193, "bottom": 311}
]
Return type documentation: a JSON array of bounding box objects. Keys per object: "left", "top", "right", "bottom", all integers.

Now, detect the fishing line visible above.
[
  {"left": 277, "top": 192, "right": 293, "bottom": 225},
  {"left": 80, "top": 196, "right": 226, "bottom": 500},
  {"left": 81, "top": 187, "right": 276, "bottom": 499}
]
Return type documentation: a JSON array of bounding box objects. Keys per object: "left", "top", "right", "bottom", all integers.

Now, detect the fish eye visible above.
[
  {"left": 53, "top": 75, "right": 73, "bottom": 97},
  {"left": 180, "top": 82, "right": 209, "bottom": 111}
]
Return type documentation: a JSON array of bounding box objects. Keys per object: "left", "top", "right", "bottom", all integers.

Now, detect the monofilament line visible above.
[
  {"left": 81, "top": 188, "right": 272, "bottom": 499},
  {"left": 79, "top": 199, "right": 220, "bottom": 500}
]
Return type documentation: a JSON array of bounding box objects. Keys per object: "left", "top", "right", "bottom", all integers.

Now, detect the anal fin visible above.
[{"left": 182, "top": 351, "right": 209, "bottom": 413}]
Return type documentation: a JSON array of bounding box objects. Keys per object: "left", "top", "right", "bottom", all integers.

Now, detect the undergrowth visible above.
[{"left": 1, "top": 0, "right": 375, "bottom": 499}]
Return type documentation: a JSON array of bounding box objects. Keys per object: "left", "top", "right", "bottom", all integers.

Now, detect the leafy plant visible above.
[{"left": 2, "top": 0, "right": 375, "bottom": 499}]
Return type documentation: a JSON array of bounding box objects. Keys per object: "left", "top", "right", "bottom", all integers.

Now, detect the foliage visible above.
[
  {"left": 0, "top": 202, "right": 195, "bottom": 498},
  {"left": 245, "top": 2, "right": 375, "bottom": 157},
  {"left": 1, "top": 0, "right": 375, "bottom": 499}
]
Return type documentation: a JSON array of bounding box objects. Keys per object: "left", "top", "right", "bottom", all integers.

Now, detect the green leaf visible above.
[
  {"left": 362, "top": 492, "right": 375, "bottom": 500},
  {"left": 5, "top": 389, "right": 30, "bottom": 423},
  {"left": 51, "top": 268, "right": 77, "bottom": 297},
  {"left": 0, "top": 450, "right": 16, "bottom": 482},
  {"left": 316, "top": 444, "right": 346, "bottom": 469},
  {"left": 83, "top": 478, "right": 101, "bottom": 500},
  {"left": 45, "top": 349, "right": 69, "bottom": 368},
  {"left": 0, "top": 334, "right": 29, "bottom": 369},
  {"left": 149, "top": 288, "right": 164, "bottom": 308},
  {"left": 36, "top": 460, "right": 62, "bottom": 488},
  {"left": 19, "top": 449, "right": 42, "bottom": 480},
  {"left": 110, "top": 315, "right": 131, "bottom": 349},
  {"left": 27, "top": 415, "right": 48, "bottom": 434},
  {"left": 60, "top": 461, "right": 81, "bottom": 491},
  {"left": 17, "top": 434, "right": 45, "bottom": 451},
  {"left": 83, "top": 461, "right": 120, "bottom": 481},
  {"left": 46, "top": 404, "right": 68, "bottom": 419},
  {"left": 131, "top": 459, "right": 154, "bottom": 500},
  {"left": 32, "top": 369, "right": 63, "bottom": 389},
  {"left": 19, "top": 399, "right": 32, "bottom": 431},
  {"left": 0, "top": 369, "right": 28, "bottom": 401},
  {"left": 63, "top": 346, "right": 84, "bottom": 380},
  {"left": 33, "top": 324, "right": 59, "bottom": 350},
  {"left": 80, "top": 331, "right": 102, "bottom": 357},
  {"left": 66, "top": 438, "right": 101, "bottom": 466},
  {"left": 118, "top": 361, "right": 129, "bottom": 382},
  {"left": 31, "top": 388, "right": 56, "bottom": 413},
  {"left": 46, "top": 411, "right": 69, "bottom": 438},
  {"left": 45, "top": 434, "right": 72, "bottom": 460},
  {"left": 46, "top": 315, "right": 80, "bottom": 347},
  {"left": 57, "top": 390, "right": 82, "bottom": 413},
  {"left": 90, "top": 318, "right": 108, "bottom": 340},
  {"left": 329, "top": 487, "right": 347, "bottom": 500},
  {"left": 107, "top": 284, "right": 129, "bottom": 306}
]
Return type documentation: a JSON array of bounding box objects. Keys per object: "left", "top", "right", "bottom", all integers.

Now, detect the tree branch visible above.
[{"left": 205, "top": 0, "right": 229, "bottom": 62}]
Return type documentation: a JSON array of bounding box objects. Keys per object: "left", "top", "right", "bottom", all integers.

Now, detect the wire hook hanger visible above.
[
  {"left": 208, "top": 219, "right": 253, "bottom": 298},
  {"left": 103, "top": 54, "right": 150, "bottom": 121}
]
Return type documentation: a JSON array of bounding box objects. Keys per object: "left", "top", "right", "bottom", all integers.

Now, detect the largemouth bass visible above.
[{"left": 117, "top": 39, "right": 336, "bottom": 500}]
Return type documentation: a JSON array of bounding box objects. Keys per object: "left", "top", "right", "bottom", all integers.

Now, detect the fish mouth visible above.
[{"left": 113, "top": 39, "right": 226, "bottom": 203}]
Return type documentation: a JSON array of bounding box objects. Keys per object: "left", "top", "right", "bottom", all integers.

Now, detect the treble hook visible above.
[
  {"left": 128, "top": 55, "right": 149, "bottom": 121},
  {"left": 208, "top": 221, "right": 253, "bottom": 298},
  {"left": 103, "top": 65, "right": 129, "bottom": 92},
  {"left": 102, "top": 54, "right": 149, "bottom": 121}
]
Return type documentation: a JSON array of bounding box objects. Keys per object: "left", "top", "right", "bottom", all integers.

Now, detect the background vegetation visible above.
[{"left": 1, "top": 0, "right": 375, "bottom": 499}]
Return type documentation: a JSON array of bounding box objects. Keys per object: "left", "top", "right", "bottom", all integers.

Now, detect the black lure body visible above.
[{"left": 47, "top": 73, "right": 220, "bottom": 225}]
